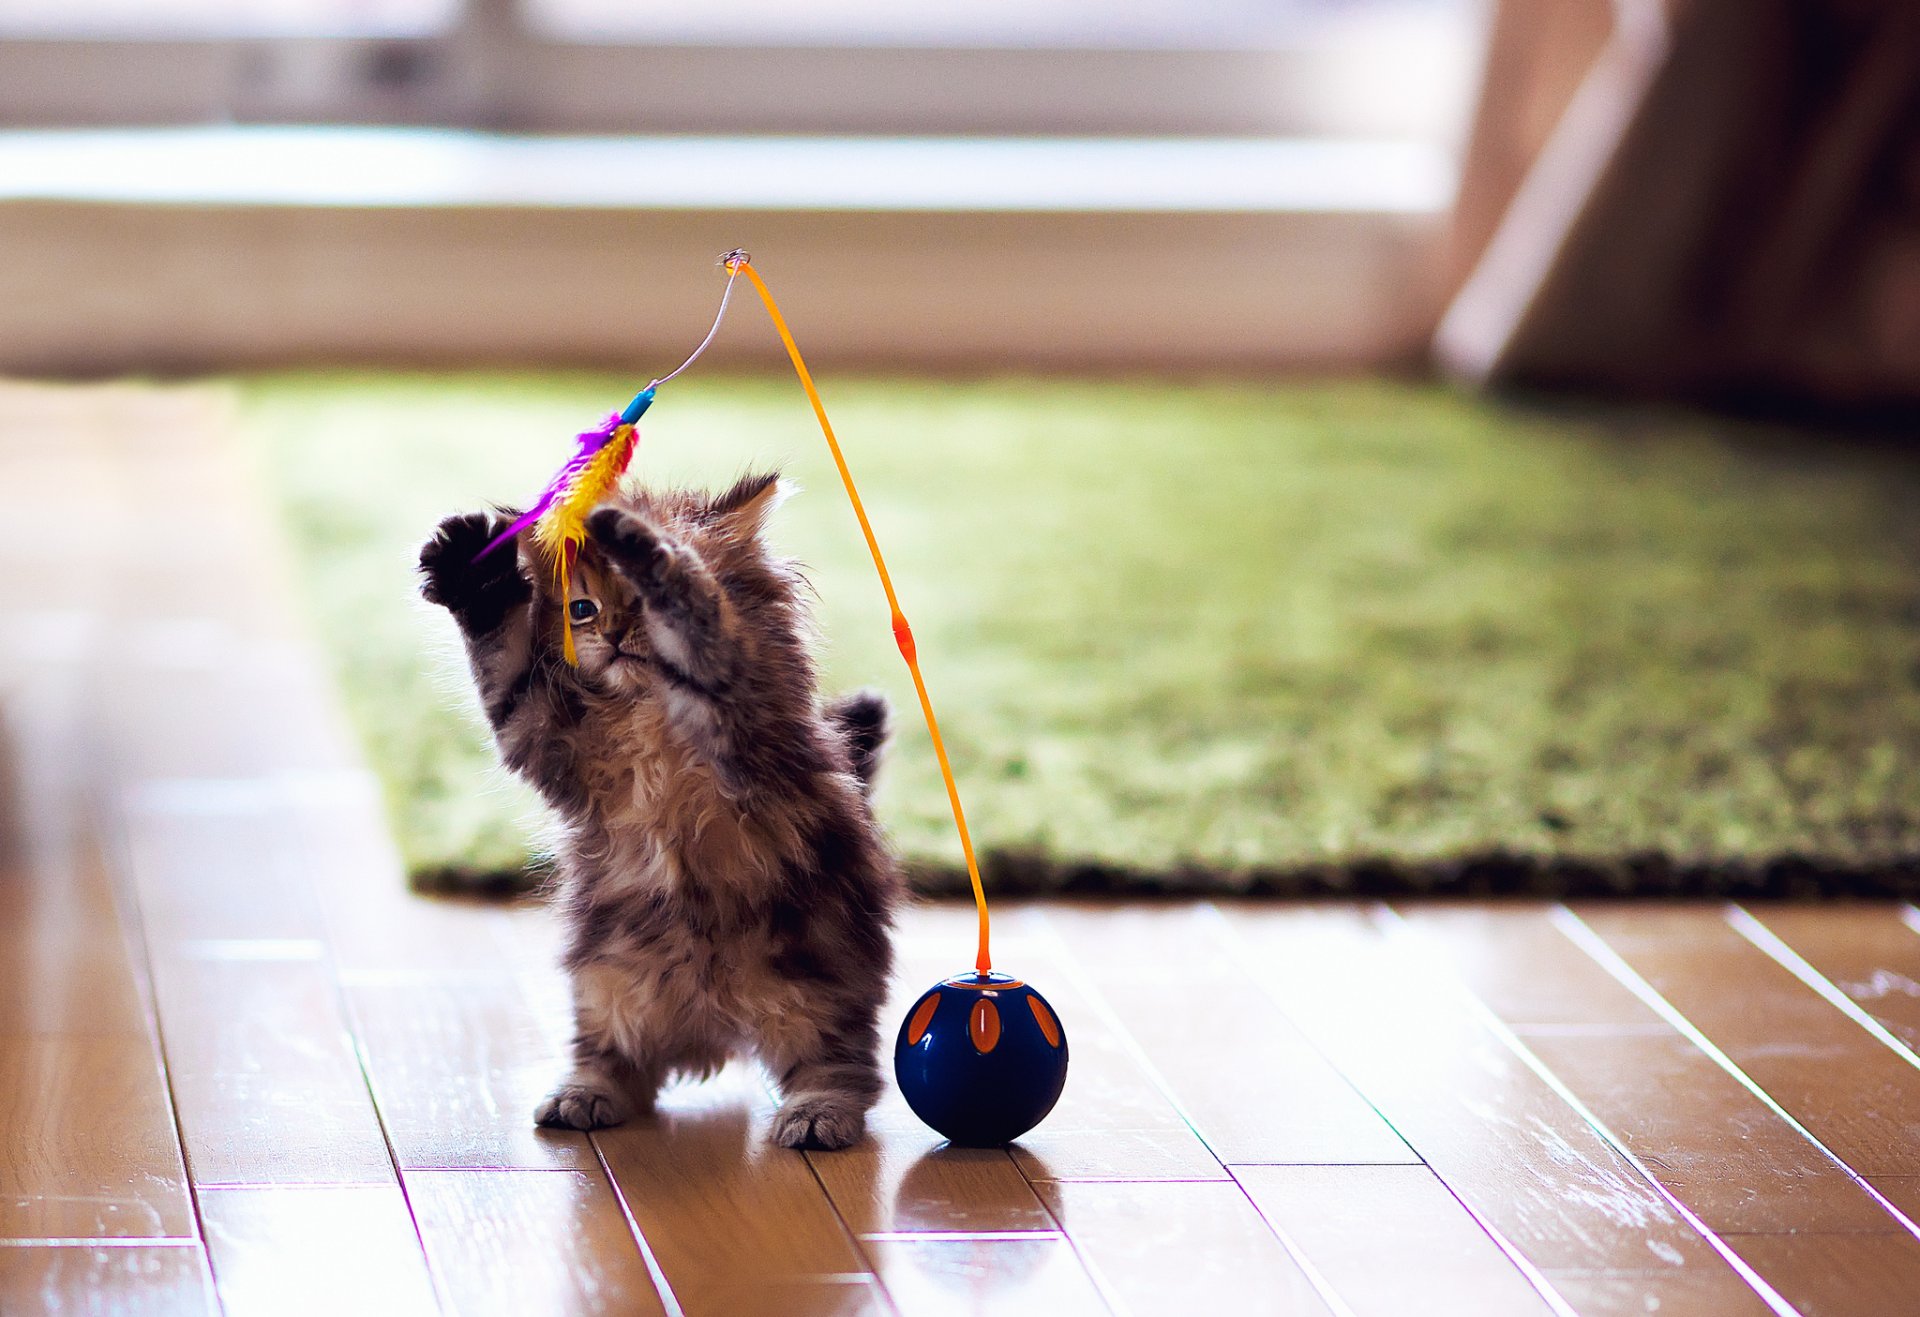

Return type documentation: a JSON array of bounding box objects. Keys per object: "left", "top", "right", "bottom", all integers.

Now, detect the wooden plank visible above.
[
  {"left": 91, "top": 431, "right": 351, "bottom": 783},
  {"left": 864, "top": 1236, "right": 1107, "bottom": 1317},
  {"left": 0, "top": 910, "right": 149, "bottom": 1038},
  {"left": 1526, "top": 1033, "right": 1906, "bottom": 1235},
  {"left": 97, "top": 654, "right": 357, "bottom": 782},
  {"left": 345, "top": 980, "right": 595, "bottom": 1171},
  {"left": 1540, "top": 1266, "right": 1801, "bottom": 1317},
  {"left": 119, "top": 803, "right": 329, "bottom": 951},
  {"left": 0, "top": 637, "right": 197, "bottom": 1246},
  {"left": 113, "top": 792, "right": 405, "bottom": 1187},
  {"left": 1743, "top": 904, "right": 1920, "bottom": 1052},
  {"left": 1399, "top": 906, "right": 1904, "bottom": 1234},
  {"left": 1045, "top": 903, "right": 1416, "bottom": 1165},
  {"left": 1219, "top": 906, "right": 1769, "bottom": 1308},
  {"left": 1234, "top": 1165, "right": 1552, "bottom": 1317},
  {"left": 299, "top": 788, "right": 513, "bottom": 984},
  {"left": 1867, "top": 1175, "right": 1920, "bottom": 1225},
  {"left": 1039, "top": 1179, "right": 1332, "bottom": 1316},
  {"left": 408, "top": 1169, "right": 667, "bottom": 1317},
  {"left": 0, "top": 1243, "right": 216, "bottom": 1316},
  {"left": 0, "top": 1035, "right": 197, "bottom": 1239},
  {"left": 198, "top": 1185, "right": 439, "bottom": 1317},
  {"left": 146, "top": 953, "right": 395, "bottom": 1186},
  {"left": 1006, "top": 994, "right": 1232, "bottom": 1180},
  {"left": 1, "top": 681, "right": 150, "bottom": 1041},
  {"left": 1577, "top": 905, "right": 1920, "bottom": 1176},
  {"left": 814, "top": 1141, "right": 1057, "bottom": 1239},
  {"left": 1389, "top": 907, "right": 1662, "bottom": 1032},
  {"left": 592, "top": 1066, "right": 888, "bottom": 1316},
  {"left": 1722, "top": 1233, "right": 1920, "bottom": 1317},
  {"left": 488, "top": 902, "right": 577, "bottom": 1046},
  {"left": 0, "top": 839, "right": 149, "bottom": 1039}
]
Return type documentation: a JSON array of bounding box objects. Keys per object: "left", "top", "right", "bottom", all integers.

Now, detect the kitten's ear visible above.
[{"left": 708, "top": 472, "right": 792, "bottom": 538}]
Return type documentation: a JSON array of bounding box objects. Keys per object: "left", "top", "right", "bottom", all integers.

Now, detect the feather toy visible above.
[
  {"left": 476, "top": 387, "right": 656, "bottom": 664},
  {"left": 475, "top": 387, "right": 653, "bottom": 664}
]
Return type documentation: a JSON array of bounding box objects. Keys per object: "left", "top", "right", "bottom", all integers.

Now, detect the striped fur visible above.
[{"left": 418, "top": 473, "right": 899, "bottom": 1149}]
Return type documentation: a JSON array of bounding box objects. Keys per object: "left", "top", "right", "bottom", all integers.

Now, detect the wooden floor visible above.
[{"left": 8, "top": 383, "right": 1920, "bottom": 1315}]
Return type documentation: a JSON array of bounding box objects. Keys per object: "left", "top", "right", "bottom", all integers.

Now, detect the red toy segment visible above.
[
  {"left": 891, "top": 612, "right": 916, "bottom": 663},
  {"left": 969, "top": 998, "right": 1002, "bottom": 1054},
  {"left": 906, "top": 992, "right": 942, "bottom": 1047},
  {"left": 1028, "top": 995, "right": 1062, "bottom": 1048}
]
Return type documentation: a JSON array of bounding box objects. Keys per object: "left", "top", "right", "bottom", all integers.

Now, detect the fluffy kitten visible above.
[{"left": 417, "top": 473, "right": 899, "bottom": 1149}]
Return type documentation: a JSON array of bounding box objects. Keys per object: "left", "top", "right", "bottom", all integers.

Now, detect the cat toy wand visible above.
[{"left": 489, "top": 251, "right": 1068, "bottom": 1146}]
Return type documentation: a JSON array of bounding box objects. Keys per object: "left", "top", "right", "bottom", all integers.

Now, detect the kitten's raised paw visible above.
[
  {"left": 587, "top": 506, "right": 671, "bottom": 579},
  {"left": 419, "top": 510, "right": 529, "bottom": 629},
  {"left": 770, "top": 1096, "right": 866, "bottom": 1150},
  {"left": 534, "top": 1082, "right": 633, "bottom": 1131}
]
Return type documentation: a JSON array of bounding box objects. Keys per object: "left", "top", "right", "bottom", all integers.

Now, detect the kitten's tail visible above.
[{"left": 827, "top": 690, "right": 891, "bottom": 796}]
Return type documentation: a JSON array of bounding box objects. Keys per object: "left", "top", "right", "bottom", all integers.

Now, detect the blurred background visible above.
[
  {"left": 0, "top": 0, "right": 1481, "bottom": 372},
  {"left": 5, "top": 0, "right": 1915, "bottom": 401},
  {"left": 3, "top": 0, "right": 1916, "bottom": 895}
]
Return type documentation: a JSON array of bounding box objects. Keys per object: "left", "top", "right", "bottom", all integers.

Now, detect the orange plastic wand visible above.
[{"left": 728, "top": 253, "right": 992, "bottom": 975}]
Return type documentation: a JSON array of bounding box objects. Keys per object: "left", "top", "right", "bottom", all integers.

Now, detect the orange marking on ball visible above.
[
  {"left": 970, "top": 998, "right": 1002, "bottom": 1054},
  {"left": 906, "top": 992, "right": 942, "bottom": 1047},
  {"left": 1027, "top": 995, "right": 1062, "bottom": 1048}
]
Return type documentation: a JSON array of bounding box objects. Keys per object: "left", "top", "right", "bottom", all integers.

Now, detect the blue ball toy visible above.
[{"left": 894, "top": 971, "right": 1069, "bottom": 1146}]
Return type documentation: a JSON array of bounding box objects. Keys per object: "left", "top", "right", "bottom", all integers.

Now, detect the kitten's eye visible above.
[{"left": 569, "top": 599, "right": 600, "bottom": 624}]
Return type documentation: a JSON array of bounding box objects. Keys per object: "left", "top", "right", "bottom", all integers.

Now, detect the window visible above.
[
  {"left": 0, "top": 0, "right": 1486, "bottom": 370},
  {"left": 0, "top": 0, "right": 1483, "bottom": 143}
]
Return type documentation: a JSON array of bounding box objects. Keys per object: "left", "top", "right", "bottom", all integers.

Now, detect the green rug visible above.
[{"left": 241, "top": 373, "right": 1920, "bottom": 897}]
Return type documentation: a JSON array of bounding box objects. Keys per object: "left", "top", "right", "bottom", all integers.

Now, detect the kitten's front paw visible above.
[
  {"left": 587, "top": 506, "right": 671, "bottom": 582},
  {"left": 534, "top": 1081, "right": 634, "bottom": 1131},
  {"left": 419, "top": 511, "right": 530, "bottom": 630},
  {"left": 770, "top": 1096, "right": 866, "bottom": 1150}
]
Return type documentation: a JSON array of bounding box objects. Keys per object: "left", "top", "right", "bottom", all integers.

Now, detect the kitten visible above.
[{"left": 417, "top": 472, "right": 899, "bottom": 1149}]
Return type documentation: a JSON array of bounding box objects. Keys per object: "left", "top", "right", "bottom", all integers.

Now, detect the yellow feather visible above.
[{"left": 534, "top": 423, "right": 636, "bottom": 666}]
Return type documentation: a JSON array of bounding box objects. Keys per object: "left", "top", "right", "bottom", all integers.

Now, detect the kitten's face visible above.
[
  {"left": 565, "top": 554, "right": 651, "bottom": 692},
  {"left": 531, "top": 474, "right": 793, "bottom": 695}
]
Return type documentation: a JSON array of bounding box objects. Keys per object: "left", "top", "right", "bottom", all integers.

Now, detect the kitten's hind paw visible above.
[
  {"left": 534, "top": 1082, "right": 633, "bottom": 1131},
  {"left": 770, "top": 1096, "right": 867, "bottom": 1150}
]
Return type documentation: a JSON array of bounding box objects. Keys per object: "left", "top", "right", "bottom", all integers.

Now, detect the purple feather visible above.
[{"left": 473, "top": 412, "right": 626, "bottom": 562}]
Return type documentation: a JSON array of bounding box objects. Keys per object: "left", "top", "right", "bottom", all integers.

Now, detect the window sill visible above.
[{"left": 0, "top": 128, "right": 1452, "bottom": 372}]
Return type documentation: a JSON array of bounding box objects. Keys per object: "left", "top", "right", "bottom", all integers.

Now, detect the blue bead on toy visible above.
[
  {"left": 619, "top": 386, "right": 656, "bottom": 424},
  {"left": 894, "top": 972, "right": 1069, "bottom": 1146}
]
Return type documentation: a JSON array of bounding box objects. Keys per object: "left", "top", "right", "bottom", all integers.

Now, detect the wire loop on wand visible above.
[{"left": 648, "top": 255, "right": 744, "bottom": 390}]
